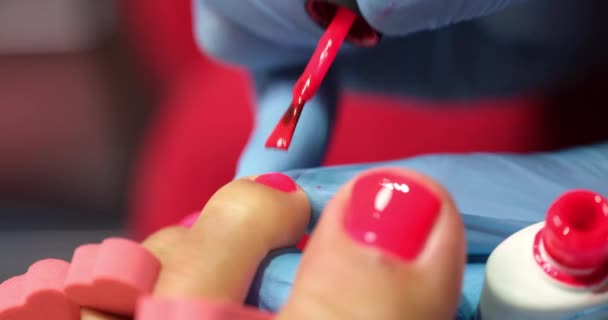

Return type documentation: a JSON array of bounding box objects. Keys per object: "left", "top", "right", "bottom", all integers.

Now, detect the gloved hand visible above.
[
  {"left": 193, "top": 0, "right": 601, "bottom": 177},
  {"left": 246, "top": 142, "right": 608, "bottom": 319}
]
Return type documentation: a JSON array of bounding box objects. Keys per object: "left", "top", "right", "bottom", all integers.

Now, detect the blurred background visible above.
[{"left": 1, "top": 0, "right": 607, "bottom": 281}]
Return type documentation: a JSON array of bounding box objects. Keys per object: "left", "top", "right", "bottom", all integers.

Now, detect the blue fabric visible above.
[{"left": 192, "top": 0, "right": 608, "bottom": 318}]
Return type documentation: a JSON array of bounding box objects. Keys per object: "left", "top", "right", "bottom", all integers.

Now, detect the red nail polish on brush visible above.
[
  {"left": 265, "top": 1, "right": 380, "bottom": 151},
  {"left": 344, "top": 171, "right": 441, "bottom": 261}
]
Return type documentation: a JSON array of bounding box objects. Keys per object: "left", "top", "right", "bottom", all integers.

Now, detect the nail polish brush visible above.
[{"left": 265, "top": 0, "right": 380, "bottom": 151}]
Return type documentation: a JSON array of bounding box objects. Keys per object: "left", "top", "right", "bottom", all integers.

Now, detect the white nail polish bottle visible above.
[{"left": 478, "top": 190, "right": 608, "bottom": 320}]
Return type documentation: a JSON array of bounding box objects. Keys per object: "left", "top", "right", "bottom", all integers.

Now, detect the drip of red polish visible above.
[
  {"left": 265, "top": 6, "right": 356, "bottom": 151},
  {"left": 265, "top": 102, "right": 305, "bottom": 149}
]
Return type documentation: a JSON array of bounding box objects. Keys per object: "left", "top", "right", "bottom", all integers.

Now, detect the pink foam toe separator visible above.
[
  {"left": 0, "top": 275, "right": 25, "bottom": 318},
  {"left": 0, "top": 259, "right": 79, "bottom": 320},
  {"left": 64, "top": 237, "right": 161, "bottom": 316},
  {"left": 135, "top": 296, "right": 274, "bottom": 320}
]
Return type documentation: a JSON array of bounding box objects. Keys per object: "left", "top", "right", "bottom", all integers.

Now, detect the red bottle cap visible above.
[{"left": 542, "top": 190, "right": 608, "bottom": 270}]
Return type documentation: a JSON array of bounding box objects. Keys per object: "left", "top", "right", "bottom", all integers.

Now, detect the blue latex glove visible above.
[
  {"left": 244, "top": 142, "right": 608, "bottom": 319},
  {"left": 194, "top": 0, "right": 603, "bottom": 177}
]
